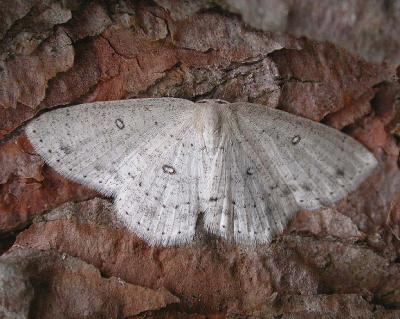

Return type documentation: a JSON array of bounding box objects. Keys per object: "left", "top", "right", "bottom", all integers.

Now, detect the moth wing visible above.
[
  {"left": 115, "top": 122, "right": 207, "bottom": 246},
  {"left": 234, "top": 102, "right": 377, "bottom": 208},
  {"left": 204, "top": 102, "right": 377, "bottom": 244},
  {"left": 26, "top": 98, "right": 196, "bottom": 196}
]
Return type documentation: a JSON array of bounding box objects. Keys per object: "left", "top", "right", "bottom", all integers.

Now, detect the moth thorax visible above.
[{"left": 201, "top": 104, "right": 223, "bottom": 151}]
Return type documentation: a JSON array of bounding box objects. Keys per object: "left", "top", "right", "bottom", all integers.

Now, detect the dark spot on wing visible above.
[
  {"left": 60, "top": 145, "right": 72, "bottom": 155},
  {"left": 246, "top": 167, "right": 254, "bottom": 176},
  {"left": 209, "top": 197, "right": 218, "bottom": 202},
  {"left": 291, "top": 135, "right": 301, "bottom": 145},
  {"left": 336, "top": 168, "right": 345, "bottom": 177},
  {"left": 115, "top": 118, "right": 125, "bottom": 130},
  {"left": 162, "top": 164, "right": 176, "bottom": 175}
]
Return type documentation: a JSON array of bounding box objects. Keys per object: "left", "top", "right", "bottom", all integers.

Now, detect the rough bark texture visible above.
[{"left": 0, "top": 1, "right": 399, "bottom": 318}]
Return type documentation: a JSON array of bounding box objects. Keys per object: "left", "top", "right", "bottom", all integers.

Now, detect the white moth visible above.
[{"left": 26, "top": 98, "right": 377, "bottom": 246}]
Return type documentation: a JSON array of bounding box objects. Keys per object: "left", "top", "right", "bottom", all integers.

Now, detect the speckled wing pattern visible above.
[
  {"left": 203, "top": 102, "right": 377, "bottom": 244},
  {"left": 26, "top": 98, "right": 377, "bottom": 246}
]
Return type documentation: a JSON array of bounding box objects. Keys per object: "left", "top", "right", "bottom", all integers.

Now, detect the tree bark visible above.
[{"left": 0, "top": 1, "right": 399, "bottom": 318}]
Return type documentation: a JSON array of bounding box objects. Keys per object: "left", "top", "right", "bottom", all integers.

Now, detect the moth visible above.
[{"left": 26, "top": 98, "right": 377, "bottom": 245}]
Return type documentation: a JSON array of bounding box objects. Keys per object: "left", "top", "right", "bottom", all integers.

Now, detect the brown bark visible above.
[{"left": 0, "top": 1, "right": 399, "bottom": 318}]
